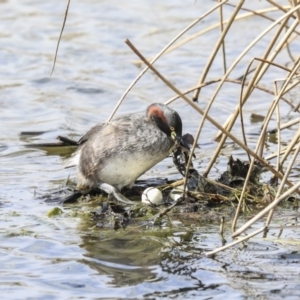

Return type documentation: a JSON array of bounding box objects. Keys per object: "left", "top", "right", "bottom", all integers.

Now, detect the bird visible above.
[{"left": 67, "top": 103, "right": 184, "bottom": 204}]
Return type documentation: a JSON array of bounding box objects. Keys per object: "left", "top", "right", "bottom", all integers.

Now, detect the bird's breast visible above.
[{"left": 98, "top": 147, "right": 170, "bottom": 189}]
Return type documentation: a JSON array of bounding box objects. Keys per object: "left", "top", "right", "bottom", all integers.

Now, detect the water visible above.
[{"left": 1, "top": 0, "right": 300, "bottom": 299}]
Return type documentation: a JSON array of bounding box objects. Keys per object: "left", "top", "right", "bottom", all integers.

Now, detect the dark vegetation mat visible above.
[{"left": 35, "top": 132, "right": 284, "bottom": 230}]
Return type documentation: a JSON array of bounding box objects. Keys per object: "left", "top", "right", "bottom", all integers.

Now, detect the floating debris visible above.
[{"left": 47, "top": 207, "right": 63, "bottom": 217}]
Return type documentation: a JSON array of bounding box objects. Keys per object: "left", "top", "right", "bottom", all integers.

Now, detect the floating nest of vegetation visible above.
[{"left": 40, "top": 140, "right": 280, "bottom": 231}]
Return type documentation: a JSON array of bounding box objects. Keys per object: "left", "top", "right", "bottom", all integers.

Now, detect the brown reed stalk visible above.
[
  {"left": 203, "top": 6, "right": 300, "bottom": 178},
  {"left": 106, "top": 0, "right": 227, "bottom": 122},
  {"left": 275, "top": 85, "right": 282, "bottom": 175},
  {"left": 165, "top": 77, "right": 294, "bottom": 108},
  {"left": 264, "top": 87, "right": 282, "bottom": 228},
  {"left": 125, "top": 39, "right": 299, "bottom": 195},
  {"left": 219, "top": 0, "right": 227, "bottom": 74},
  {"left": 213, "top": 15, "right": 293, "bottom": 142},
  {"left": 292, "top": 0, "right": 300, "bottom": 22},
  {"left": 206, "top": 226, "right": 267, "bottom": 257},
  {"left": 279, "top": 129, "right": 300, "bottom": 167},
  {"left": 264, "top": 131, "right": 300, "bottom": 228},
  {"left": 266, "top": 142, "right": 299, "bottom": 160},
  {"left": 134, "top": 6, "right": 294, "bottom": 66},
  {"left": 51, "top": 0, "right": 71, "bottom": 76},
  {"left": 233, "top": 55, "right": 300, "bottom": 234},
  {"left": 267, "top": 0, "right": 292, "bottom": 14},
  {"left": 192, "top": 0, "right": 244, "bottom": 102},
  {"left": 231, "top": 53, "right": 300, "bottom": 232},
  {"left": 232, "top": 159, "right": 300, "bottom": 238}
]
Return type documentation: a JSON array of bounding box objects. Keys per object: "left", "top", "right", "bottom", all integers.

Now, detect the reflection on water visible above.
[
  {"left": 78, "top": 223, "right": 238, "bottom": 297},
  {"left": 1, "top": 0, "right": 300, "bottom": 298}
]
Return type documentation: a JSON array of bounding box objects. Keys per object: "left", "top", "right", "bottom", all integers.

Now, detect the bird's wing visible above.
[{"left": 77, "top": 123, "right": 106, "bottom": 145}]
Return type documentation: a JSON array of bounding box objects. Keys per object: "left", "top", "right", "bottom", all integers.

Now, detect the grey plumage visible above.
[{"left": 69, "top": 103, "right": 183, "bottom": 196}]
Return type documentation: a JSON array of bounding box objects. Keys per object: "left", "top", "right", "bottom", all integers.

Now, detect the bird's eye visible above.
[{"left": 170, "top": 127, "right": 176, "bottom": 141}]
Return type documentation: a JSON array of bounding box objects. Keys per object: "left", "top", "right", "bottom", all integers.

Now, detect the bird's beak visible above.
[
  {"left": 177, "top": 133, "right": 197, "bottom": 158},
  {"left": 177, "top": 135, "right": 190, "bottom": 151}
]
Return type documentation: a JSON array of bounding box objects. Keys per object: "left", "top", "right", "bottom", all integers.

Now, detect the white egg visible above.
[
  {"left": 141, "top": 187, "right": 163, "bottom": 205},
  {"left": 169, "top": 185, "right": 185, "bottom": 201}
]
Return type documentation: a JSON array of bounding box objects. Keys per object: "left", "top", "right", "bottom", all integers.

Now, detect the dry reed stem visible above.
[
  {"left": 165, "top": 77, "right": 294, "bottom": 108},
  {"left": 220, "top": 60, "right": 284, "bottom": 230},
  {"left": 51, "top": 0, "right": 71, "bottom": 76},
  {"left": 219, "top": 0, "right": 227, "bottom": 74},
  {"left": 275, "top": 86, "right": 282, "bottom": 175},
  {"left": 232, "top": 176, "right": 300, "bottom": 238},
  {"left": 279, "top": 125, "right": 300, "bottom": 169},
  {"left": 223, "top": 2, "right": 293, "bottom": 28},
  {"left": 284, "top": 24, "right": 300, "bottom": 62},
  {"left": 247, "top": 17, "right": 294, "bottom": 94},
  {"left": 214, "top": 14, "right": 294, "bottom": 141},
  {"left": 205, "top": 178, "right": 258, "bottom": 201},
  {"left": 205, "top": 226, "right": 266, "bottom": 257},
  {"left": 267, "top": 0, "right": 293, "bottom": 15},
  {"left": 215, "top": 57, "right": 299, "bottom": 140},
  {"left": 203, "top": 5, "right": 300, "bottom": 177},
  {"left": 265, "top": 89, "right": 282, "bottom": 226},
  {"left": 268, "top": 118, "right": 300, "bottom": 135},
  {"left": 231, "top": 158, "right": 258, "bottom": 232},
  {"left": 229, "top": 54, "right": 300, "bottom": 143},
  {"left": 243, "top": 14, "right": 300, "bottom": 102},
  {"left": 286, "top": 41, "right": 296, "bottom": 62},
  {"left": 262, "top": 55, "right": 300, "bottom": 161},
  {"left": 278, "top": 73, "right": 300, "bottom": 95},
  {"left": 233, "top": 49, "right": 300, "bottom": 230},
  {"left": 235, "top": 58, "right": 260, "bottom": 217},
  {"left": 239, "top": 59, "right": 254, "bottom": 162},
  {"left": 232, "top": 54, "right": 300, "bottom": 232},
  {"left": 192, "top": 0, "right": 244, "bottom": 102},
  {"left": 232, "top": 55, "right": 298, "bottom": 231},
  {"left": 232, "top": 52, "right": 300, "bottom": 233},
  {"left": 266, "top": 129, "right": 300, "bottom": 226},
  {"left": 190, "top": 2, "right": 286, "bottom": 181},
  {"left": 134, "top": 7, "right": 293, "bottom": 66},
  {"left": 106, "top": 0, "right": 227, "bottom": 122},
  {"left": 209, "top": 179, "right": 300, "bottom": 256},
  {"left": 265, "top": 143, "right": 299, "bottom": 160},
  {"left": 292, "top": 0, "right": 300, "bottom": 22},
  {"left": 124, "top": 39, "right": 298, "bottom": 195},
  {"left": 215, "top": 15, "right": 298, "bottom": 144}
]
